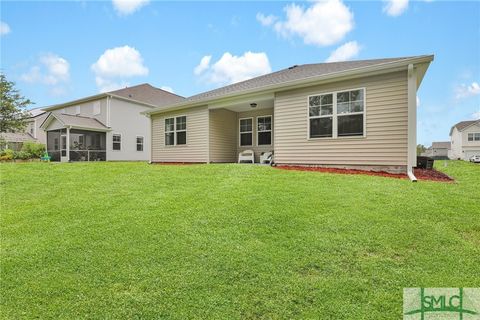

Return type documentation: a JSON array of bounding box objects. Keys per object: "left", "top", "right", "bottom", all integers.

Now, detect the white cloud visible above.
[
  {"left": 160, "top": 86, "right": 174, "bottom": 93},
  {"left": 21, "top": 53, "right": 70, "bottom": 85},
  {"left": 383, "top": 0, "right": 409, "bottom": 17},
  {"left": 112, "top": 0, "right": 149, "bottom": 15},
  {"left": 194, "top": 55, "right": 211, "bottom": 75},
  {"left": 91, "top": 45, "right": 148, "bottom": 92},
  {"left": 472, "top": 111, "right": 480, "bottom": 120},
  {"left": 0, "top": 21, "right": 10, "bottom": 36},
  {"left": 256, "top": 13, "right": 278, "bottom": 27},
  {"left": 259, "top": 0, "right": 354, "bottom": 47},
  {"left": 325, "top": 41, "right": 361, "bottom": 62},
  {"left": 416, "top": 96, "right": 420, "bottom": 107},
  {"left": 195, "top": 52, "right": 271, "bottom": 85},
  {"left": 455, "top": 81, "right": 480, "bottom": 100}
]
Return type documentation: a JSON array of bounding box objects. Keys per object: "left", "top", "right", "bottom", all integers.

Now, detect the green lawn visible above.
[{"left": 1, "top": 161, "right": 479, "bottom": 319}]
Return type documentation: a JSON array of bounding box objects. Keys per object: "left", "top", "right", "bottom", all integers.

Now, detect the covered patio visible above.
[
  {"left": 208, "top": 94, "right": 274, "bottom": 163},
  {"left": 40, "top": 113, "right": 109, "bottom": 162}
]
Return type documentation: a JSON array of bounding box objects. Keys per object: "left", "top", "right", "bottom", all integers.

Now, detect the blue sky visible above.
[{"left": 1, "top": 0, "right": 479, "bottom": 145}]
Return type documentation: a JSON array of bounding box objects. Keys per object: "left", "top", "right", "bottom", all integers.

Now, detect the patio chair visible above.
[
  {"left": 260, "top": 151, "right": 273, "bottom": 165},
  {"left": 238, "top": 150, "right": 254, "bottom": 163}
]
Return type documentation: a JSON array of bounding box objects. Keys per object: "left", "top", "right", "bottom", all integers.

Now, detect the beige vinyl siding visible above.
[
  {"left": 274, "top": 71, "right": 408, "bottom": 166},
  {"left": 237, "top": 108, "right": 274, "bottom": 162},
  {"left": 151, "top": 106, "right": 208, "bottom": 162},
  {"left": 209, "top": 109, "right": 237, "bottom": 162}
]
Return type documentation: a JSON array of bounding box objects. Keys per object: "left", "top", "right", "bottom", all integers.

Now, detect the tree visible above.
[
  {"left": 0, "top": 74, "right": 33, "bottom": 132},
  {"left": 417, "top": 144, "right": 427, "bottom": 156}
]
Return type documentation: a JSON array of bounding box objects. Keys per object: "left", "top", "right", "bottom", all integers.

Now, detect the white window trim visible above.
[
  {"left": 307, "top": 87, "right": 367, "bottom": 140},
  {"left": 256, "top": 115, "right": 272, "bottom": 146},
  {"left": 239, "top": 117, "right": 253, "bottom": 147},
  {"left": 112, "top": 133, "right": 122, "bottom": 151},
  {"left": 468, "top": 132, "right": 480, "bottom": 142},
  {"left": 164, "top": 115, "right": 187, "bottom": 147},
  {"left": 136, "top": 135, "right": 144, "bottom": 152}
]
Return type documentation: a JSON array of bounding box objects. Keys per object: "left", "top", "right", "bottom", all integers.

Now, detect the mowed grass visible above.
[{"left": 1, "top": 161, "right": 479, "bottom": 319}]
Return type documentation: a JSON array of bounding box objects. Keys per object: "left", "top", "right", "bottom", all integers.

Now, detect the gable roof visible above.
[
  {"left": 42, "top": 84, "right": 185, "bottom": 111},
  {"left": 40, "top": 113, "right": 109, "bottom": 131},
  {"left": 145, "top": 54, "right": 434, "bottom": 115},
  {"left": 26, "top": 107, "right": 46, "bottom": 118},
  {"left": 449, "top": 120, "right": 480, "bottom": 135},
  {"left": 0, "top": 132, "right": 37, "bottom": 143},
  {"left": 108, "top": 83, "right": 185, "bottom": 107},
  {"left": 431, "top": 141, "right": 451, "bottom": 149}
]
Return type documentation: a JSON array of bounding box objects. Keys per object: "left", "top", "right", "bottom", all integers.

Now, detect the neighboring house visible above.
[
  {"left": 40, "top": 84, "right": 184, "bottom": 162},
  {"left": 24, "top": 108, "right": 48, "bottom": 144},
  {"left": 0, "top": 108, "right": 47, "bottom": 150},
  {"left": 0, "top": 132, "right": 38, "bottom": 151},
  {"left": 143, "top": 55, "right": 434, "bottom": 181},
  {"left": 423, "top": 141, "right": 450, "bottom": 159},
  {"left": 449, "top": 120, "right": 480, "bottom": 160}
]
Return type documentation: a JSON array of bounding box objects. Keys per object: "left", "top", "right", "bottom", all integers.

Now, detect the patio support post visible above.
[{"left": 66, "top": 126, "right": 71, "bottom": 162}]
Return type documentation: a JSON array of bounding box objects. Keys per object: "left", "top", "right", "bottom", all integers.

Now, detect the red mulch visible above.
[
  {"left": 413, "top": 168, "right": 454, "bottom": 182},
  {"left": 275, "top": 165, "right": 454, "bottom": 182}
]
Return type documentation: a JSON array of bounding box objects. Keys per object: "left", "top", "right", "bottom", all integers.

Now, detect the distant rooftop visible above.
[
  {"left": 108, "top": 83, "right": 185, "bottom": 107},
  {"left": 449, "top": 120, "right": 480, "bottom": 135}
]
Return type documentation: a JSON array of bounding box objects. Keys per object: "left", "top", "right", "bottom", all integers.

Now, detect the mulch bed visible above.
[{"left": 275, "top": 165, "right": 454, "bottom": 182}]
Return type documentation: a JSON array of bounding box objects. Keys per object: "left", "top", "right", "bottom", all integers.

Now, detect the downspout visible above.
[
  {"left": 407, "top": 64, "right": 417, "bottom": 182},
  {"left": 147, "top": 114, "right": 152, "bottom": 164}
]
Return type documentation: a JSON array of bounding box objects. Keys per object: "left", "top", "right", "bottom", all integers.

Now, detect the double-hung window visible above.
[
  {"left": 309, "top": 88, "right": 365, "bottom": 139},
  {"left": 257, "top": 116, "right": 272, "bottom": 145},
  {"left": 336, "top": 89, "right": 364, "bottom": 137},
  {"left": 136, "top": 136, "right": 144, "bottom": 151},
  {"left": 468, "top": 133, "right": 480, "bottom": 141},
  {"left": 165, "top": 116, "right": 187, "bottom": 146},
  {"left": 112, "top": 134, "right": 121, "bottom": 150},
  {"left": 309, "top": 94, "right": 333, "bottom": 138},
  {"left": 239, "top": 118, "right": 253, "bottom": 146}
]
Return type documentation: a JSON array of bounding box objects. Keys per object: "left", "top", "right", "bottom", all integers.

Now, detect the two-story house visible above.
[
  {"left": 449, "top": 120, "right": 480, "bottom": 160},
  {"left": 24, "top": 108, "right": 48, "bottom": 144},
  {"left": 40, "top": 84, "right": 184, "bottom": 162}
]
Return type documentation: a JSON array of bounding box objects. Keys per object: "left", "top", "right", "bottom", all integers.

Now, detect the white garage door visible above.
[{"left": 465, "top": 150, "right": 480, "bottom": 160}]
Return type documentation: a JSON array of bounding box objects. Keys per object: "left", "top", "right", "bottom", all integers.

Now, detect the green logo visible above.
[{"left": 404, "top": 288, "right": 480, "bottom": 319}]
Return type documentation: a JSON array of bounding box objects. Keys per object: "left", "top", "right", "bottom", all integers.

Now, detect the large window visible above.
[
  {"left": 113, "top": 134, "right": 121, "bottom": 150},
  {"left": 136, "top": 136, "right": 144, "bottom": 151},
  {"left": 309, "top": 94, "right": 333, "bottom": 138},
  {"left": 309, "top": 88, "right": 365, "bottom": 139},
  {"left": 239, "top": 118, "right": 253, "bottom": 146},
  {"left": 468, "top": 133, "right": 480, "bottom": 141},
  {"left": 165, "top": 116, "right": 187, "bottom": 146},
  {"left": 257, "top": 116, "right": 272, "bottom": 145}
]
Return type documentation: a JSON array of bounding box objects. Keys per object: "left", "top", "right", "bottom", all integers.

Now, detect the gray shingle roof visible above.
[
  {"left": 0, "top": 132, "right": 37, "bottom": 143},
  {"left": 183, "top": 56, "right": 428, "bottom": 104},
  {"left": 45, "top": 113, "right": 109, "bottom": 131},
  {"left": 450, "top": 120, "right": 480, "bottom": 135},
  {"left": 108, "top": 83, "right": 185, "bottom": 107},
  {"left": 431, "top": 141, "right": 451, "bottom": 149}
]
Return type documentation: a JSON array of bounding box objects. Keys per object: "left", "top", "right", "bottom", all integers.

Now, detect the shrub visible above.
[
  {"left": 0, "top": 149, "right": 14, "bottom": 161},
  {"left": 14, "top": 151, "right": 32, "bottom": 160},
  {"left": 21, "top": 141, "right": 46, "bottom": 158}
]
